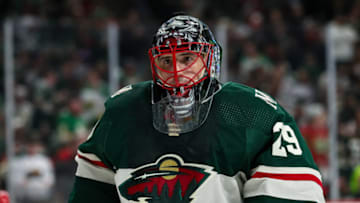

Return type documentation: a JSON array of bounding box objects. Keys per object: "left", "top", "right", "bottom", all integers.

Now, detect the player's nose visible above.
[{"left": 176, "top": 59, "right": 192, "bottom": 72}]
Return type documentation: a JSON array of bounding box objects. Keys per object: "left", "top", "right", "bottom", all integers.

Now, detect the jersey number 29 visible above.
[{"left": 272, "top": 122, "right": 302, "bottom": 157}]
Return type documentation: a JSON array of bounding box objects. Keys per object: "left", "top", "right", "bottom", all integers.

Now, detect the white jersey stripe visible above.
[
  {"left": 244, "top": 178, "right": 325, "bottom": 203},
  {"left": 75, "top": 155, "right": 115, "bottom": 185},
  {"left": 251, "top": 165, "right": 322, "bottom": 181}
]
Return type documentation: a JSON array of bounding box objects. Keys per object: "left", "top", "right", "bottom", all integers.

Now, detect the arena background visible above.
[{"left": 1, "top": 0, "right": 360, "bottom": 202}]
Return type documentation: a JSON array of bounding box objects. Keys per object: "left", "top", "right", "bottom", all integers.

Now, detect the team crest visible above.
[{"left": 118, "top": 154, "right": 213, "bottom": 203}]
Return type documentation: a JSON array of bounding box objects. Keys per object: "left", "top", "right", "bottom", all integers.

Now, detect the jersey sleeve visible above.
[
  {"left": 69, "top": 109, "right": 120, "bottom": 203},
  {"left": 243, "top": 106, "right": 325, "bottom": 203}
]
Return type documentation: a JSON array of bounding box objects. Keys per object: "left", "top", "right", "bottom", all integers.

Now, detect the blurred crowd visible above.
[{"left": 0, "top": 0, "right": 360, "bottom": 202}]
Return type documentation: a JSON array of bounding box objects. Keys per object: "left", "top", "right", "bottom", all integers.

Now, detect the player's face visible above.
[{"left": 155, "top": 52, "right": 207, "bottom": 87}]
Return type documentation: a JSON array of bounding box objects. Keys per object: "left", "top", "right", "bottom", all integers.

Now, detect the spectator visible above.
[
  {"left": 350, "top": 164, "right": 360, "bottom": 197},
  {"left": 276, "top": 68, "right": 315, "bottom": 115},
  {"left": 9, "top": 137, "right": 55, "bottom": 203},
  {"left": 238, "top": 40, "right": 273, "bottom": 82},
  {"left": 80, "top": 69, "right": 107, "bottom": 125},
  {"left": 14, "top": 85, "right": 33, "bottom": 130},
  {"left": 327, "top": 13, "right": 358, "bottom": 63},
  {"left": 0, "top": 190, "right": 9, "bottom": 203},
  {"left": 300, "top": 103, "right": 329, "bottom": 195},
  {"left": 56, "top": 97, "right": 87, "bottom": 147}
]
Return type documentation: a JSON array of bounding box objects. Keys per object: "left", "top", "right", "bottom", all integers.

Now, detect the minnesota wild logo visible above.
[{"left": 118, "top": 154, "right": 213, "bottom": 203}]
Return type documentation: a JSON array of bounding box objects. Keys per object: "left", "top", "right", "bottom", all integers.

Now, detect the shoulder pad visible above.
[
  {"left": 104, "top": 81, "right": 152, "bottom": 110},
  {"left": 215, "top": 82, "right": 289, "bottom": 133},
  {"left": 221, "top": 82, "right": 281, "bottom": 112}
]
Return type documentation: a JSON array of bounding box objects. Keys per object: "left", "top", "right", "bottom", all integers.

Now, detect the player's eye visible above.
[
  {"left": 158, "top": 57, "right": 173, "bottom": 70},
  {"left": 180, "top": 55, "right": 196, "bottom": 64},
  {"left": 185, "top": 56, "right": 193, "bottom": 62},
  {"left": 163, "top": 59, "right": 171, "bottom": 64}
]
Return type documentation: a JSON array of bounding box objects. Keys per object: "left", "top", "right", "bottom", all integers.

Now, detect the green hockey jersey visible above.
[{"left": 69, "top": 81, "right": 325, "bottom": 203}]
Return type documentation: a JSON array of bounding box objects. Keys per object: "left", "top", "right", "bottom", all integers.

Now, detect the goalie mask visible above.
[{"left": 149, "top": 15, "right": 222, "bottom": 135}]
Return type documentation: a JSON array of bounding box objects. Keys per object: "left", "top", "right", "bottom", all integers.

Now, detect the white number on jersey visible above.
[{"left": 272, "top": 122, "right": 302, "bottom": 157}]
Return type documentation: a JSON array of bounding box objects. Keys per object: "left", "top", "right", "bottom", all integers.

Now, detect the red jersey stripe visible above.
[
  {"left": 77, "top": 154, "right": 109, "bottom": 169},
  {"left": 252, "top": 172, "right": 323, "bottom": 190}
]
